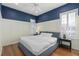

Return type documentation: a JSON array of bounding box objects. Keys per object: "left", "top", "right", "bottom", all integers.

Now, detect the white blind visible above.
[
  {"left": 67, "top": 12, "right": 76, "bottom": 39},
  {"left": 60, "top": 9, "right": 77, "bottom": 40},
  {"left": 60, "top": 13, "right": 67, "bottom": 38}
]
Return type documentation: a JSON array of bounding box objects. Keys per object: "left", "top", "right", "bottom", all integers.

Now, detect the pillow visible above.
[{"left": 41, "top": 33, "right": 52, "bottom": 37}]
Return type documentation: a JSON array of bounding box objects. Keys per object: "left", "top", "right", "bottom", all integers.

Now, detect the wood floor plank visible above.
[
  {"left": 2, "top": 47, "right": 6, "bottom": 56},
  {"left": 3, "top": 45, "right": 14, "bottom": 56},
  {"left": 12, "top": 44, "right": 24, "bottom": 56},
  {"left": 2, "top": 43, "right": 79, "bottom": 56},
  {"left": 51, "top": 48, "right": 79, "bottom": 56}
]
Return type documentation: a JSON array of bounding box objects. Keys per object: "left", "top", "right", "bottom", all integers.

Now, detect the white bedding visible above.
[{"left": 20, "top": 35, "right": 57, "bottom": 55}]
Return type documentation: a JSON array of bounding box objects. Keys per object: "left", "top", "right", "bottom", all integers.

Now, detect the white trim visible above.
[{"left": 2, "top": 40, "right": 19, "bottom": 46}]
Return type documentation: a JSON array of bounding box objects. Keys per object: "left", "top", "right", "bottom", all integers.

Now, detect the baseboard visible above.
[
  {"left": 0, "top": 47, "right": 2, "bottom": 56},
  {"left": 72, "top": 48, "right": 79, "bottom": 51},
  {"left": 2, "top": 40, "right": 19, "bottom": 47}
]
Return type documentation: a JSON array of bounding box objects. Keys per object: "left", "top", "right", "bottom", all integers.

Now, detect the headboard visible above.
[
  {"left": 40, "top": 31, "right": 60, "bottom": 38},
  {"left": 40, "top": 31, "right": 60, "bottom": 43}
]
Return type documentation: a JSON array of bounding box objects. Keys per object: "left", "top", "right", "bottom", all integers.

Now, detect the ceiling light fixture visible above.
[
  {"left": 32, "top": 3, "right": 41, "bottom": 14},
  {"left": 15, "top": 3, "right": 19, "bottom": 5}
]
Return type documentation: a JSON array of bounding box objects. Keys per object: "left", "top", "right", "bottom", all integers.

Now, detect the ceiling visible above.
[{"left": 2, "top": 3, "right": 66, "bottom": 16}]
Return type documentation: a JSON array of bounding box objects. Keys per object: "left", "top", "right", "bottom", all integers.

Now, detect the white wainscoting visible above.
[
  {"left": 37, "top": 19, "right": 60, "bottom": 32},
  {"left": 0, "top": 19, "right": 33, "bottom": 46},
  {"left": 72, "top": 15, "right": 79, "bottom": 50}
]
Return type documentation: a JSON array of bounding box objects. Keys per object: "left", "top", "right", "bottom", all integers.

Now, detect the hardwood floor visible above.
[
  {"left": 2, "top": 44, "right": 24, "bottom": 56},
  {"left": 2, "top": 43, "right": 79, "bottom": 56}
]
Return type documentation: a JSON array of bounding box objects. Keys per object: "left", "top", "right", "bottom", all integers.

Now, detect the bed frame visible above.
[
  {"left": 18, "top": 31, "right": 60, "bottom": 56},
  {"left": 18, "top": 43, "right": 58, "bottom": 56}
]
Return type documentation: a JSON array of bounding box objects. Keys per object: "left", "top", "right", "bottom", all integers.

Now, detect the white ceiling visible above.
[{"left": 2, "top": 3, "right": 66, "bottom": 16}]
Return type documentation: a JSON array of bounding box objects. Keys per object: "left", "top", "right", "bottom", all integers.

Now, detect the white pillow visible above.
[{"left": 41, "top": 33, "right": 52, "bottom": 37}]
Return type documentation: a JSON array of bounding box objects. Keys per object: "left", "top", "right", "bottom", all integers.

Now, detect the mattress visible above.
[{"left": 20, "top": 35, "right": 57, "bottom": 55}]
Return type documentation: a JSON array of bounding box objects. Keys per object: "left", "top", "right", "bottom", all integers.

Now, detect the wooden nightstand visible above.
[{"left": 59, "top": 38, "right": 72, "bottom": 50}]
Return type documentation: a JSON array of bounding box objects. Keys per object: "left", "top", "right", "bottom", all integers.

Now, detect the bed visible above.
[{"left": 18, "top": 31, "right": 60, "bottom": 56}]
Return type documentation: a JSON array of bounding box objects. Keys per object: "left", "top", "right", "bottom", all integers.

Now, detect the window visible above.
[
  {"left": 60, "top": 9, "right": 77, "bottom": 39},
  {"left": 61, "top": 14, "right": 67, "bottom": 25},
  {"left": 30, "top": 19, "right": 37, "bottom": 34},
  {"left": 60, "top": 13, "right": 67, "bottom": 39},
  {"left": 67, "top": 12, "right": 76, "bottom": 39}
]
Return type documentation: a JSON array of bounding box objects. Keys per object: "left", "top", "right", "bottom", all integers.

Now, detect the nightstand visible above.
[
  {"left": 34, "top": 33, "right": 39, "bottom": 35},
  {"left": 34, "top": 34, "right": 38, "bottom": 35},
  {"left": 59, "top": 38, "right": 72, "bottom": 50}
]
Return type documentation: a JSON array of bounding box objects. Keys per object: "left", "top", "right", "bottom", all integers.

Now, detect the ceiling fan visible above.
[
  {"left": 14, "top": 3, "right": 41, "bottom": 14},
  {"left": 32, "top": 3, "right": 41, "bottom": 13}
]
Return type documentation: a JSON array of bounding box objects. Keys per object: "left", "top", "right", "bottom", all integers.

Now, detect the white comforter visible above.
[{"left": 20, "top": 35, "right": 57, "bottom": 53}]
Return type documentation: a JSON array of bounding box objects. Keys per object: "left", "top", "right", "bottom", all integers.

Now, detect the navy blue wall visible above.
[
  {"left": 37, "top": 3, "right": 79, "bottom": 23},
  {"left": 1, "top": 3, "right": 79, "bottom": 23},
  {"left": 1, "top": 5, "right": 36, "bottom": 22},
  {"left": 0, "top": 3, "right": 1, "bottom": 17}
]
